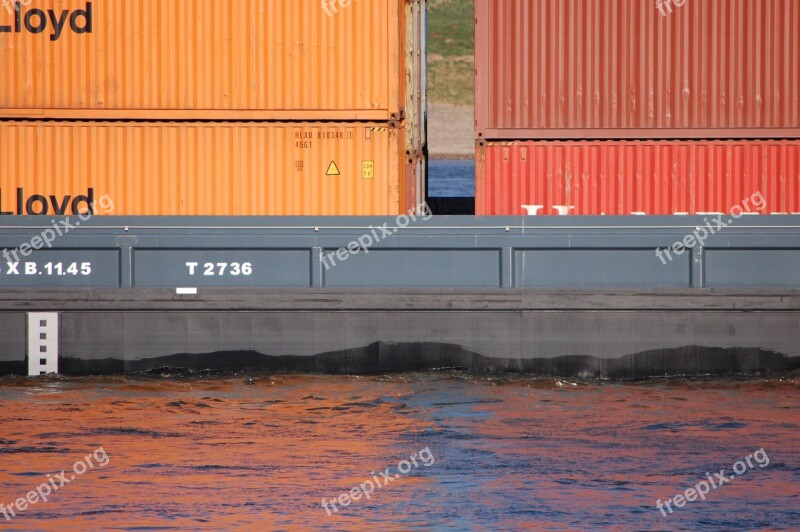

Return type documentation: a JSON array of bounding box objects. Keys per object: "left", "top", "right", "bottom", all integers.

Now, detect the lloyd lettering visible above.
[
  {"left": 0, "top": 188, "right": 95, "bottom": 216},
  {"left": 0, "top": 2, "right": 92, "bottom": 41}
]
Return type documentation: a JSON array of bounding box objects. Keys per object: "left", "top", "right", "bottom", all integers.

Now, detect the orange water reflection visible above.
[{"left": 0, "top": 374, "right": 797, "bottom": 530}]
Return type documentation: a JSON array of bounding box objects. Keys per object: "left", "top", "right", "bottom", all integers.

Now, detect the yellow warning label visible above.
[
  {"left": 326, "top": 161, "right": 341, "bottom": 176},
  {"left": 362, "top": 161, "right": 375, "bottom": 179}
]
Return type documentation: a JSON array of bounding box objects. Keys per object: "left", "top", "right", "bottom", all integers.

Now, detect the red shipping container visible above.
[
  {"left": 475, "top": 0, "right": 800, "bottom": 139},
  {"left": 476, "top": 141, "right": 800, "bottom": 215}
]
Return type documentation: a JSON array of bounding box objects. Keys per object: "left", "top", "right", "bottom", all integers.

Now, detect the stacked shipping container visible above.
[
  {"left": 0, "top": 0, "right": 427, "bottom": 215},
  {"left": 475, "top": 0, "right": 800, "bottom": 215}
]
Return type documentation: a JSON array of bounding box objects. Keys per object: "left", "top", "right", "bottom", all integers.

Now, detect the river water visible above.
[
  {"left": 428, "top": 159, "right": 475, "bottom": 197},
  {"left": 0, "top": 374, "right": 798, "bottom": 530}
]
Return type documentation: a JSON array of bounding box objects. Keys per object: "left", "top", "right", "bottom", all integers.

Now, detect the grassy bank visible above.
[{"left": 427, "top": 0, "right": 474, "bottom": 107}]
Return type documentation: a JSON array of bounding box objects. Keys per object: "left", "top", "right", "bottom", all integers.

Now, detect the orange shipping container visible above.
[
  {"left": 475, "top": 0, "right": 800, "bottom": 139},
  {"left": 476, "top": 140, "right": 800, "bottom": 215},
  {"left": 0, "top": 0, "right": 423, "bottom": 121},
  {"left": 0, "top": 122, "right": 420, "bottom": 216}
]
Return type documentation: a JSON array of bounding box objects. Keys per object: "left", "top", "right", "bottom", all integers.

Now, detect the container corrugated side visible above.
[
  {"left": 0, "top": 0, "right": 409, "bottom": 121},
  {"left": 476, "top": 141, "right": 800, "bottom": 215},
  {"left": 475, "top": 0, "right": 800, "bottom": 139},
  {"left": 0, "top": 122, "right": 417, "bottom": 216}
]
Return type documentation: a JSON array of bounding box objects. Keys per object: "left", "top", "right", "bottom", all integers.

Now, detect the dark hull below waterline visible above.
[{"left": 4, "top": 343, "right": 797, "bottom": 380}]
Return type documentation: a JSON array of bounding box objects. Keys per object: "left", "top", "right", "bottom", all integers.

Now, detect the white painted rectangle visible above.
[{"left": 28, "top": 313, "right": 59, "bottom": 376}]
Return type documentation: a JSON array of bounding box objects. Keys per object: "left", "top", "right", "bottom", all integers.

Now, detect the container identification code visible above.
[{"left": 294, "top": 129, "right": 355, "bottom": 150}]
